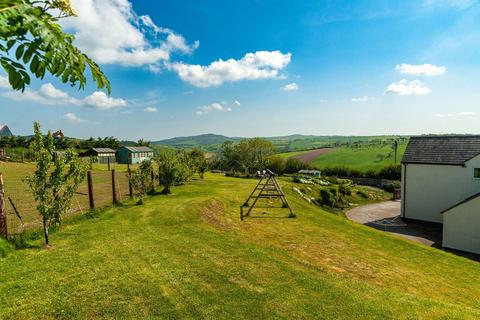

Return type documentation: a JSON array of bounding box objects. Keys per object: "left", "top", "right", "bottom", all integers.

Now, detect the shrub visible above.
[
  {"left": 384, "top": 181, "right": 401, "bottom": 193},
  {"left": 285, "top": 158, "right": 310, "bottom": 174},
  {"left": 319, "top": 189, "right": 337, "bottom": 207},
  {"left": 128, "top": 160, "right": 154, "bottom": 204},
  {"left": 0, "top": 238, "right": 14, "bottom": 258},
  {"left": 339, "top": 185, "right": 352, "bottom": 196},
  {"left": 267, "top": 155, "right": 287, "bottom": 175},
  {"left": 357, "top": 190, "right": 369, "bottom": 199}
]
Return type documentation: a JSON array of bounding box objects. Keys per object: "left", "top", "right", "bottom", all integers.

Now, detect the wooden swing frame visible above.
[{"left": 240, "top": 169, "right": 295, "bottom": 220}]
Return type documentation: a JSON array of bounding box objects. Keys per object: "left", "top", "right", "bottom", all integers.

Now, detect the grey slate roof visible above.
[
  {"left": 91, "top": 148, "right": 116, "bottom": 153},
  {"left": 441, "top": 191, "right": 480, "bottom": 213},
  {"left": 122, "top": 146, "right": 153, "bottom": 153},
  {"left": 402, "top": 135, "right": 480, "bottom": 165}
]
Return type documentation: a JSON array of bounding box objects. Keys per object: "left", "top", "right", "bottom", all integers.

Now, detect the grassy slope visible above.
[
  {"left": 1, "top": 174, "right": 480, "bottom": 319},
  {"left": 309, "top": 143, "right": 408, "bottom": 171}
]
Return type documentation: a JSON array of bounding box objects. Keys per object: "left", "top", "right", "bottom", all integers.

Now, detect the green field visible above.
[
  {"left": 1, "top": 174, "right": 480, "bottom": 318},
  {"left": 280, "top": 143, "right": 408, "bottom": 171}
]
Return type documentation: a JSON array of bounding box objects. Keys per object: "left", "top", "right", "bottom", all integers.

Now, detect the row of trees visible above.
[{"left": 212, "top": 138, "right": 310, "bottom": 175}]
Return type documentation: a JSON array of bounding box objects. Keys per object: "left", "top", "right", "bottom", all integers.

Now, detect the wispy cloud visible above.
[
  {"left": 396, "top": 63, "right": 447, "bottom": 76},
  {"left": 195, "top": 102, "right": 232, "bottom": 116},
  {"left": 169, "top": 51, "right": 291, "bottom": 88},
  {"left": 385, "top": 79, "right": 431, "bottom": 96},
  {"left": 144, "top": 107, "right": 158, "bottom": 113},
  {"left": 424, "top": 0, "right": 475, "bottom": 9},
  {"left": 234, "top": 100, "right": 241, "bottom": 106},
  {"left": 435, "top": 111, "right": 477, "bottom": 117},
  {"left": 62, "top": 112, "right": 98, "bottom": 124},
  {"left": 351, "top": 96, "right": 369, "bottom": 103},
  {"left": 282, "top": 82, "right": 299, "bottom": 91}
]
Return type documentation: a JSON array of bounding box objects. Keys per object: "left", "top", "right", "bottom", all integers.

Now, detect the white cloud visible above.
[
  {"left": 435, "top": 111, "right": 477, "bottom": 117},
  {"left": 351, "top": 96, "right": 369, "bottom": 103},
  {"left": 282, "top": 82, "right": 299, "bottom": 91},
  {"left": 61, "top": 0, "right": 198, "bottom": 68},
  {"left": 234, "top": 100, "right": 241, "bottom": 106},
  {"left": 144, "top": 107, "right": 158, "bottom": 113},
  {"left": 385, "top": 79, "right": 431, "bottom": 96},
  {"left": 1, "top": 83, "right": 126, "bottom": 109},
  {"left": 424, "top": 0, "right": 474, "bottom": 9},
  {"left": 395, "top": 63, "right": 447, "bottom": 76},
  {"left": 195, "top": 102, "right": 232, "bottom": 116},
  {"left": 63, "top": 113, "right": 87, "bottom": 123},
  {"left": 0, "top": 75, "right": 10, "bottom": 89},
  {"left": 169, "top": 51, "right": 291, "bottom": 87},
  {"left": 83, "top": 91, "right": 126, "bottom": 110}
]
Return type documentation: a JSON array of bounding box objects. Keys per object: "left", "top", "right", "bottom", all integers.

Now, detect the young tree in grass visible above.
[
  {"left": 25, "top": 122, "right": 87, "bottom": 246},
  {"left": 0, "top": 0, "right": 110, "bottom": 93},
  {"left": 187, "top": 148, "right": 208, "bottom": 179},
  {"left": 157, "top": 151, "right": 191, "bottom": 194},
  {"left": 128, "top": 160, "right": 153, "bottom": 205}
]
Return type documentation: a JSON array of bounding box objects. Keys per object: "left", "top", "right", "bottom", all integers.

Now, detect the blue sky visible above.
[{"left": 1, "top": 0, "right": 480, "bottom": 140}]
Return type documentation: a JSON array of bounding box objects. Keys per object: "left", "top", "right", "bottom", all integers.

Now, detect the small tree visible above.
[
  {"left": 26, "top": 122, "right": 87, "bottom": 245},
  {"left": 157, "top": 152, "right": 191, "bottom": 194},
  {"left": 187, "top": 148, "right": 208, "bottom": 179},
  {"left": 128, "top": 160, "right": 153, "bottom": 204}
]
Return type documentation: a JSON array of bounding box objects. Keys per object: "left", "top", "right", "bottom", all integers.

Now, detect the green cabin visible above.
[{"left": 116, "top": 146, "right": 154, "bottom": 164}]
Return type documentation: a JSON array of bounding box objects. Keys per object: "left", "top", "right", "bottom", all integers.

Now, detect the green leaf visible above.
[{"left": 15, "top": 44, "right": 24, "bottom": 60}]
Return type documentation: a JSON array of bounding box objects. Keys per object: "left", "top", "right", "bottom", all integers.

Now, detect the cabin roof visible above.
[
  {"left": 91, "top": 148, "right": 116, "bottom": 154},
  {"left": 402, "top": 135, "right": 480, "bottom": 165},
  {"left": 121, "top": 146, "right": 153, "bottom": 153}
]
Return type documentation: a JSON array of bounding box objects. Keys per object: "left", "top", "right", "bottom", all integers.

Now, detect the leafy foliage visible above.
[
  {"left": 0, "top": 0, "right": 110, "bottom": 92},
  {"left": 156, "top": 151, "right": 192, "bottom": 194},
  {"left": 187, "top": 148, "right": 208, "bottom": 178},
  {"left": 25, "top": 122, "right": 87, "bottom": 245},
  {"left": 216, "top": 138, "right": 276, "bottom": 174},
  {"left": 128, "top": 160, "right": 153, "bottom": 204}
]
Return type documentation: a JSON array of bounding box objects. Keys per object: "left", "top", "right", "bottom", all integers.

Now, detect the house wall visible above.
[
  {"left": 402, "top": 155, "right": 480, "bottom": 223},
  {"left": 130, "top": 152, "right": 153, "bottom": 164},
  {"left": 443, "top": 196, "right": 480, "bottom": 254}
]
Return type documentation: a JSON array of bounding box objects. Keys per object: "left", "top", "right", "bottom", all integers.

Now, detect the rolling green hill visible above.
[
  {"left": 154, "top": 134, "right": 409, "bottom": 153},
  {"left": 1, "top": 174, "right": 480, "bottom": 318}
]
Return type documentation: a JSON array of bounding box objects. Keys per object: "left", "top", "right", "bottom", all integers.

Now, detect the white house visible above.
[{"left": 401, "top": 136, "right": 480, "bottom": 254}]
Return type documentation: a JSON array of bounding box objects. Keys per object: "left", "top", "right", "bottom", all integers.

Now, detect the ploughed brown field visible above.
[{"left": 293, "top": 147, "right": 332, "bottom": 163}]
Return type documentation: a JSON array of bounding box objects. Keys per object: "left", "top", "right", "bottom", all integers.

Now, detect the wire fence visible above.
[{"left": 2, "top": 168, "right": 135, "bottom": 236}]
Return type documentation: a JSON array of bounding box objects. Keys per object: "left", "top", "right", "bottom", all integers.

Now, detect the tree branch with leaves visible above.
[{"left": 0, "top": 0, "right": 110, "bottom": 92}]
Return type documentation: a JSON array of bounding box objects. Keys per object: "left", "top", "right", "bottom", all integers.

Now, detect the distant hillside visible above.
[
  {"left": 0, "top": 125, "right": 12, "bottom": 137},
  {"left": 153, "top": 133, "right": 408, "bottom": 152},
  {"left": 153, "top": 134, "right": 240, "bottom": 149}
]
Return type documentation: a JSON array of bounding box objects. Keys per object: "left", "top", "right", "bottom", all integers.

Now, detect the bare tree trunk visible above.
[{"left": 43, "top": 216, "right": 49, "bottom": 245}]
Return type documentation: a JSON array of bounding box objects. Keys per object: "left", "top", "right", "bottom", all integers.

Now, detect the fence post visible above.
[
  {"left": 127, "top": 163, "right": 133, "bottom": 198},
  {"left": 87, "top": 171, "right": 95, "bottom": 210},
  {"left": 111, "top": 169, "right": 118, "bottom": 205},
  {"left": 0, "top": 173, "right": 8, "bottom": 239}
]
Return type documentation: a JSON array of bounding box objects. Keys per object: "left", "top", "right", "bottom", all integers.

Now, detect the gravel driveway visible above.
[{"left": 346, "top": 201, "right": 442, "bottom": 246}]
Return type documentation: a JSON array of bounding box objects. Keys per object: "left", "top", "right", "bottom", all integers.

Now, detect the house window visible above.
[{"left": 474, "top": 168, "right": 480, "bottom": 178}]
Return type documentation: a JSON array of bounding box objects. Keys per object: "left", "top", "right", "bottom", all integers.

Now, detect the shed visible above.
[
  {"left": 84, "top": 148, "right": 117, "bottom": 164},
  {"left": 116, "top": 146, "right": 154, "bottom": 164}
]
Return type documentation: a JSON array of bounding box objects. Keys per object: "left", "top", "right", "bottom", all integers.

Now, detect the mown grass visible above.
[
  {"left": 0, "top": 162, "right": 134, "bottom": 233},
  {"left": 310, "top": 143, "right": 408, "bottom": 171},
  {"left": 1, "top": 173, "right": 480, "bottom": 319}
]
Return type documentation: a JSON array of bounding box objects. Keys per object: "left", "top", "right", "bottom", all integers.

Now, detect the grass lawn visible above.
[
  {"left": 310, "top": 143, "right": 408, "bottom": 171},
  {"left": 0, "top": 162, "right": 134, "bottom": 233},
  {"left": 1, "top": 174, "right": 480, "bottom": 319},
  {"left": 276, "top": 150, "right": 309, "bottom": 159}
]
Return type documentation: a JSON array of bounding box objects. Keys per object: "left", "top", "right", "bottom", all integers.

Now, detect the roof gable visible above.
[{"left": 402, "top": 136, "right": 480, "bottom": 165}]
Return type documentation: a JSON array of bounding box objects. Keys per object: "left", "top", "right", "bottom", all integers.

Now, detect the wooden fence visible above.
[{"left": 0, "top": 169, "right": 137, "bottom": 239}]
